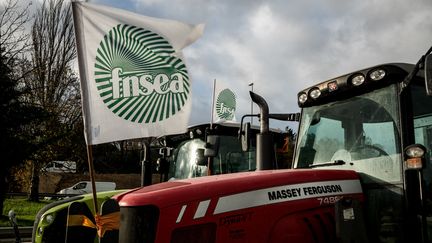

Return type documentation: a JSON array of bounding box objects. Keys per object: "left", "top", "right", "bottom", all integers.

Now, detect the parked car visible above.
[
  {"left": 57, "top": 181, "right": 116, "bottom": 195},
  {"left": 42, "top": 161, "right": 76, "bottom": 173}
]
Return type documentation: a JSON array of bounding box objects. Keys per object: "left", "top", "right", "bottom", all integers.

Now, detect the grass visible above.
[{"left": 1, "top": 198, "right": 52, "bottom": 227}]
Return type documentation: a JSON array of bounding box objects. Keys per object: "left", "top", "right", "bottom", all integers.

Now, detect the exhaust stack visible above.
[{"left": 250, "top": 91, "right": 274, "bottom": 170}]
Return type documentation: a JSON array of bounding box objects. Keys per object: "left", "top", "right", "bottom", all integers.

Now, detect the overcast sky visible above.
[{"left": 10, "top": 0, "right": 432, "bottom": 131}]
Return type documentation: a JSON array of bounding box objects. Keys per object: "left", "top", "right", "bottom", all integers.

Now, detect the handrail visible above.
[{"left": 6, "top": 192, "right": 80, "bottom": 198}]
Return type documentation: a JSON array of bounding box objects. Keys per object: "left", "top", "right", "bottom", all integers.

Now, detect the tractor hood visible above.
[{"left": 117, "top": 169, "right": 362, "bottom": 210}]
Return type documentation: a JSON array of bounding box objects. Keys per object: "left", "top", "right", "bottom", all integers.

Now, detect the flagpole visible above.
[
  {"left": 248, "top": 82, "right": 254, "bottom": 125},
  {"left": 86, "top": 145, "right": 99, "bottom": 215},
  {"left": 210, "top": 79, "right": 216, "bottom": 129},
  {"left": 207, "top": 79, "right": 217, "bottom": 176},
  {"left": 72, "top": 2, "right": 98, "bottom": 216}
]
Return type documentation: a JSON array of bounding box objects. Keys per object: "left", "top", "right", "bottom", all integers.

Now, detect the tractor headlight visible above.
[
  {"left": 38, "top": 213, "right": 55, "bottom": 236},
  {"left": 351, "top": 74, "right": 365, "bottom": 86},
  {"left": 309, "top": 88, "right": 321, "bottom": 99},
  {"left": 405, "top": 144, "right": 427, "bottom": 170},
  {"left": 406, "top": 145, "right": 425, "bottom": 158},
  {"left": 298, "top": 93, "right": 308, "bottom": 104},
  {"left": 369, "top": 69, "right": 386, "bottom": 81},
  {"left": 42, "top": 213, "right": 55, "bottom": 225}
]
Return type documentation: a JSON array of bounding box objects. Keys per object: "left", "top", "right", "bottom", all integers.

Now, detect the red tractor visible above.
[{"left": 116, "top": 49, "right": 432, "bottom": 242}]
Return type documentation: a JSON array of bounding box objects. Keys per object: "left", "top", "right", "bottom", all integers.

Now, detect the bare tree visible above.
[
  {"left": 24, "top": 0, "right": 82, "bottom": 201},
  {"left": 0, "top": 0, "right": 44, "bottom": 213},
  {"left": 31, "top": 0, "right": 77, "bottom": 111},
  {"left": 0, "top": 0, "right": 32, "bottom": 66}
]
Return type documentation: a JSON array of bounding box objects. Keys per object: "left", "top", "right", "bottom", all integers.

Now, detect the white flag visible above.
[
  {"left": 212, "top": 80, "right": 237, "bottom": 123},
  {"left": 72, "top": 2, "right": 204, "bottom": 145}
]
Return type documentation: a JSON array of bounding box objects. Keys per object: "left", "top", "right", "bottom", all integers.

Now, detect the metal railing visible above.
[
  {"left": 6, "top": 192, "right": 80, "bottom": 199},
  {"left": 0, "top": 226, "right": 32, "bottom": 242}
]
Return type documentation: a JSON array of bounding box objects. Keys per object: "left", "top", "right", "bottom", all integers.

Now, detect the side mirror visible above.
[
  {"left": 425, "top": 54, "right": 432, "bottom": 96},
  {"left": 159, "top": 147, "right": 171, "bottom": 157},
  {"left": 241, "top": 122, "right": 251, "bottom": 152},
  {"left": 204, "top": 135, "right": 220, "bottom": 157},
  {"left": 195, "top": 148, "right": 207, "bottom": 166}
]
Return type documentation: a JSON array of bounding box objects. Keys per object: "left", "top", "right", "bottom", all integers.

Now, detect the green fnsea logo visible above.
[
  {"left": 94, "top": 24, "right": 190, "bottom": 123},
  {"left": 216, "top": 88, "right": 236, "bottom": 120}
]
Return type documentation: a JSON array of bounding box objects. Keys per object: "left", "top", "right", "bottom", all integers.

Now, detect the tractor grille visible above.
[{"left": 302, "top": 211, "right": 336, "bottom": 243}]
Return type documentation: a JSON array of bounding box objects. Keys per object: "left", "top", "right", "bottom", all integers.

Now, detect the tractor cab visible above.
[{"left": 293, "top": 60, "right": 432, "bottom": 242}]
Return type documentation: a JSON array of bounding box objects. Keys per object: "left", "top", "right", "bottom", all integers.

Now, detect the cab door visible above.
[{"left": 409, "top": 83, "right": 432, "bottom": 242}]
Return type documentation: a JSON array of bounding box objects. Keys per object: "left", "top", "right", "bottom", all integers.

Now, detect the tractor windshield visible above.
[
  {"left": 294, "top": 84, "right": 402, "bottom": 184},
  {"left": 168, "top": 136, "right": 256, "bottom": 180}
]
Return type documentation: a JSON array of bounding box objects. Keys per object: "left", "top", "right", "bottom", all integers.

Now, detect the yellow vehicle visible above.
[{"left": 32, "top": 190, "right": 126, "bottom": 243}]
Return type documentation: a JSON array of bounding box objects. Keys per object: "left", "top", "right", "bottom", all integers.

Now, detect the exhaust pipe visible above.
[
  {"left": 250, "top": 91, "right": 269, "bottom": 133},
  {"left": 249, "top": 91, "right": 273, "bottom": 170}
]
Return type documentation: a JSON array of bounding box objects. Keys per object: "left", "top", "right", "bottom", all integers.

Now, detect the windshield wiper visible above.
[{"left": 308, "top": 160, "right": 346, "bottom": 168}]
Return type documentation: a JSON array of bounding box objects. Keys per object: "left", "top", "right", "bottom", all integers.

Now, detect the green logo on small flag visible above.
[
  {"left": 94, "top": 24, "right": 190, "bottom": 123},
  {"left": 216, "top": 89, "right": 236, "bottom": 120}
]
